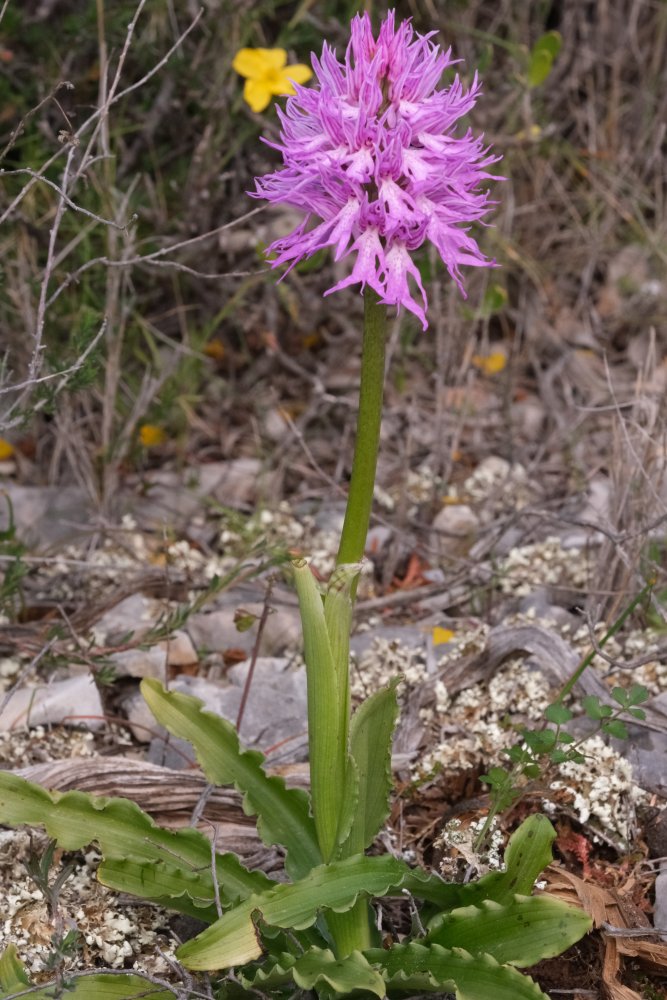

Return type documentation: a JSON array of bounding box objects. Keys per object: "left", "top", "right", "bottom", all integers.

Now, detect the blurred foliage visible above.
[{"left": 0, "top": 0, "right": 665, "bottom": 485}]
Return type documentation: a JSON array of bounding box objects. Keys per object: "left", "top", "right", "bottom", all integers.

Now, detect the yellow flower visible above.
[
  {"left": 0, "top": 437, "right": 15, "bottom": 460},
  {"left": 471, "top": 350, "right": 507, "bottom": 375},
  {"left": 139, "top": 424, "right": 167, "bottom": 448},
  {"left": 232, "top": 47, "right": 312, "bottom": 113}
]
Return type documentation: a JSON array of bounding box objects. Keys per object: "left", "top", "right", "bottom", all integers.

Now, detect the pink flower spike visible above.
[{"left": 253, "top": 10, "right": 500, "bottom": 330}]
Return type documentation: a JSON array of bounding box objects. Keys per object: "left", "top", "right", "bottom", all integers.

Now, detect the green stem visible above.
[{"left": 336, "top": 289, "right": 388, "bottom": 568}]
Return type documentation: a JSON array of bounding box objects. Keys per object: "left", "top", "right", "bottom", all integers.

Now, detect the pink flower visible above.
[{"left": 253, "top": 11, "right": 500, "bottom": 330}]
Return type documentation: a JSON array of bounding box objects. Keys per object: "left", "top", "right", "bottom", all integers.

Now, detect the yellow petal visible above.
[
  {"left": 471, "top": 350, "right": 507, "bottom": 375},
  {"left": 139, "top": 424, "right": 167, "bottom": 447},
  {"left": 0, "top": 437, "right": 15, "bottom": 460},
  {"left": 283, "top": 62, "right": 312, "bottom": 85},
  {"left": 243, "top": 78, "right": 272, "bottom": 112},
  {"left": 232, "top": 47, "right": 286, "bottom": 79},
  {"left": 432, "top": 626, "right": 455, "bottom": 645}
]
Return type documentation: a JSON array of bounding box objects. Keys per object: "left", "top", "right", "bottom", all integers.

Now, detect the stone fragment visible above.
[
  {"left": 0, "top": 484, "right": 94, "bottom": 549},
  {"left": 187, "top": 603, "right": 300, "bottom": 658},
  {"left": 162, "top": 630, "right": 198, "bottom": 667},
  {"left": 129, "top": 459, "right": 279, "bottom": 528},
  {"left": 110, "top": 645, "right": 167, "bottom": 680},
  {"left": 0, "top": 674, "right": 104, "bottom": 731},
  {"left": 92, "top": 594, "right": 160, "bottom": 645},
  {"left": 430, "top": 503, "right": 479, "bottom": 557},
  {"left": 126, "top": 659, "right": 308, "bottom": 764}
]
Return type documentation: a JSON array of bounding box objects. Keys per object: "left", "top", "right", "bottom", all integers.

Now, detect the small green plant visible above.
[
  {"left": 478, "top": 584, "right": 654, "bottom": 847},
  {"left": 479, "top": 681, "right": 650, "bottom": 850}
]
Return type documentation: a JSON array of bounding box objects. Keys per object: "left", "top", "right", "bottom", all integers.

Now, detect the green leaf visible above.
[
  {"left": 141, "top": 678, "right": 319, "bottom": 879},
  {"left": 0, "top": 945, "right": 30, "bottom": 996},
  {"left": 366, "top": 942, "right": 548, "bottom": 999},
  {"left": 292, "top": 558, "right": 348, "bottom": 861},
  {"left": 527, "top": 31, "right": 562, "bottom": 87},
  {"left": 611, "top": 687, "right": 629, "bottom": 707},
  {"left": 240, "top": 952, "right": 297, "bottom": 991},
  {"left": 0, "top": 947, "right": 173, "bottom": 1000},
  {"left": 581, "top": 695, "right": 612, "bottom": 720},
  {"left": 0, "top": 772, "right": 270, "bottom": 909},
  {"left": 601, "top": 719, "right": 629, "bottom": 740},
  {"left": 627, "top": 683, "right": 650, "bottom": 705},
  {"left": 544, "top": 703, "right": 573, "bottom": 725},
  {"left": 98, "top": 857, "right": 220, "bottom": 921},
  {"left": 293, "top": 947, "right": 386, "bottom": 998},
  {"left": 523, "top": 729, "right": 556, "bottom": 754},
  {"left": 323, "top": 562, "right": 362, "bottom": 850},
  {"left": 425, "top": 895, "right": 591, "bottom": 967},
  {"left": 176, "top": 853, "right": 425, "bottom": 970},
  {"left": 341, "top": 678, "right": 400, "bottom": 856},
  {"left": 628, "top": 707, "right": 646, "bottom": 720},
  {"left": 409, "top": 815, "right": 556, "bottom": 912}
]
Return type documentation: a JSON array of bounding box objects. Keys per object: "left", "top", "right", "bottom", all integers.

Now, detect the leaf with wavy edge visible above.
[
  {"left": 0, "top": 946, "right": 173, "bottom": 1000},
  {"left": 177, "top": 853, "right": 429, "bottom": 970},
  {"left": 425, "top": 895, "right": 592, "bottom": 967},
  {"left": 242, "top": 947, "right": 386, "bottom": 997},
  {"left": 141, "top": 678, "right": 320, "bottom": 879},
  {"left": 366, "top": 942, "right": 548, "bottom": 999},
  {"left": 0, "top": 944, "right": 29, "bottom": 997},
  {"left": 342, "top": 678, "right": 400, "bottom": 856},
  {"left": 98, "top": 858, "right": 221, "bottom": 921},
  {"left": 404, "top": 814, "right": 557, "bottom": 911},
  {"left": 0, "top": 772, "right": 271, "bottom": 910},
  {"left": 293, "top": 947, "right": 386, "bottom": 997}
]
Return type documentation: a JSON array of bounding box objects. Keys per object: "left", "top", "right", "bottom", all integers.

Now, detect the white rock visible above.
[
  {"left": 93, "top": 594, "right": 160, "bottom": 645},
  {"left": 0, "top": 674, "right": 104, "bottom": 731},
  {"left": 161, "top": 630, "right": 198, "bottom": 667},
  {"left": 431, "top": 504, "right": 479, "bottom": 557},
  {"left": 187, "top": 603, "right": 301, "bottom": 658},
  {"left": 110, "top": 645, "right": 167, "bottom": 679}
]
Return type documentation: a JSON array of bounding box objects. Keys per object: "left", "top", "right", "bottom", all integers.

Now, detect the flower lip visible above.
[{"left": 252, "top": 9, "right": 501, "bottom": 329}]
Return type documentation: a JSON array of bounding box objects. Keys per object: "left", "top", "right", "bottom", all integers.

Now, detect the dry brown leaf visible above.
[{"left": 544, "top": 864, "right": 667, "bottom": 998}]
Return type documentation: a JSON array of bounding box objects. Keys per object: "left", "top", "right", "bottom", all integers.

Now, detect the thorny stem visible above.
[{"left": 336, "top": 288, "right": 388, "bottom": 572}]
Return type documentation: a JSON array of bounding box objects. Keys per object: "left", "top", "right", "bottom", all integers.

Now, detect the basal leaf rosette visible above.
[{"left": 253, "top": 10, "right": 501, "bottom": 329}]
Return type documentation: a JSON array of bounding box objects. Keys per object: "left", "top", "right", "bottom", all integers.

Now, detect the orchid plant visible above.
[{"left": 0, "top": 12, "right": 591, "bottom": 1000}]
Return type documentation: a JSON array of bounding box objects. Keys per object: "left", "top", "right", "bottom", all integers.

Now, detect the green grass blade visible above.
[{"left": 141, "top": 678, "right": 320, "bottom": 879}]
